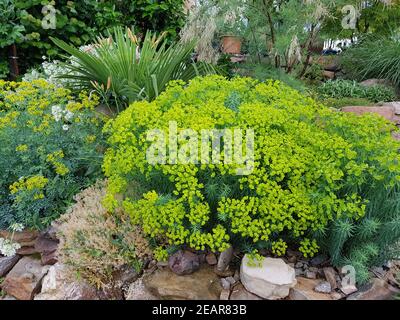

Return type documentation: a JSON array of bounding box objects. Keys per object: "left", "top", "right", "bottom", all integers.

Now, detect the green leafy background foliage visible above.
[{"left": 1, "top": 0, "right": 186, "bottom": 77}]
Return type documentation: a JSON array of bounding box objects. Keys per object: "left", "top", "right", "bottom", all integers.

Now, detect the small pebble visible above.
[
  {"left": 314, "top": 281, "right": 331, "bottom": 294},
  {"left": 295, "top": 268, "right": 304, "bottom": 277},
  {"left": 220, "top": 289, "right": 230, "bottom": 300},
  {"left": 330, "top": 292, "right": 344, "bottom": 300},
  {"left": 308, "top": 267, "right": 319, "bottom": 273},
  {"left": 226, "top": 276, "right": 236, "bottom": 285},
  {"left": 233, "top": 270, "right": 240, "bottom": 281},
  {"left": 221, "top": 278, "right": 231, "bottom": 290},
  {"left": 340, "top": 284, "right": 357, "bottom": 295},
  {"left": 206, "top": 253, "right": 217, "bottom": 265}
]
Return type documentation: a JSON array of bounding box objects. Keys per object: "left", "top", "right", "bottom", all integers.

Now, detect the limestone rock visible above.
[
  {"left": 314, "top": 281, "right": 332, "bottom": 293},
  {"left": 220, "top": 289, "right": 230, "bottom": 300},
  {"left": 125, "top": 278, "right": 158, "bottom": 300},
  {"left": 221, "top": 278, "right": 231, "bottom": 290},
  {"left": 347, "top": 278, "right": 399, "bottom": 300},
  {"left": 214, "top": 265, "right": 235, "bottom": 277},
  {"left": 35, "top": 234, "right": 59, "bottom": 266},
  {"left": 226, "top": 276, "right": 237, "bottom": 286},
  {"left": 230, "top": 283, "right": 262, "bottom": 300},
  {"left": 323, "top": 267, "right": 338, "bottom": 289},
  {"left": 305, "top": 271, "right": 317, "bottom": 279},
  {"left": 240, "top": 255, "right": 296, "bottom": 299},
  {"left": 0, "top": 255, "right": 20, "bottom": 277},
  {"left": 1, "top": 256, "right": 48, "bottom": 300},
  {"left": 233, "top": 270, "right": 240, "bottom": 282},
  {"left": 34, "top": 263, "right": 99, "bottom": 300},
  {"left": 216, "top": 246, "right": 233, "bottom": 273},
  {"left": 206, "top": 253, "right": 217, "bottom": 265},
  {"left": 360, "top": 79, "right": 392, "bottom": 87},
  {"left": 16, "top": 247, "right": 37, "bottom": 255},
  {"left": 0, "top": 230, "right": 38, "bottom": 247},
  {"left": 168, "top": 250, "right": 200, "bottom": 275},
  {"left": 340, "top": 284, "right": 358, "bottom": 295},
  {"left": 341, "top": 106, "right": 396, "bottom": 123},
  {"left": 289, "top": 277, "right": 332, "bottom": 300},
  {"left": 143, "top": 265, "right": 222, "bottom": 300},
  {"left": 330, "top": 291, "right": 345, "bottom": 300},
  {"left": 382, "top": 101, "right": 400, "bottom": 115}
]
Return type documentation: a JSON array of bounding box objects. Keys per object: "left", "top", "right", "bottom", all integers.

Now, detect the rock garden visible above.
[{"left": 1, "top": 0, "right": 400, "bottom": 302}]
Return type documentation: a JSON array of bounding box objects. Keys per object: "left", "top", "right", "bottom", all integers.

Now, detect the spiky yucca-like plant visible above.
[{"left": 51, "top": 27, "right": 216, "bottom": 113}]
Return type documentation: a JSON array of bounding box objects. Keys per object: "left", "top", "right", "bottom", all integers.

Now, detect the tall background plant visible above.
[{"left": 52, "top": 27, "right": 216, "bottom": 112}]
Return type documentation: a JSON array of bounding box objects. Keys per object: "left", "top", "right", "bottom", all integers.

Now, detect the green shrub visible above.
[
  {"left": 321, "top": 97, "right": 374, "bottom": 109},
  {"left": 0, "top": 0, "right": 24, "bottom": 49},
  {"left": 52, "top": 27, "right": 216, "bottom": 112},
  {"left": 0, "top": 79, "right": 105, "bottom": 230},
  {"left": 103, "top": 76, "right": 400, "bottom": 271},
  {"left": 317, "top": 79, "right": 396, "bottom": 103},
  {"left": 341, "top": 36, "right": 400, "bottom": 88},
  {"left": 237, "top": 63, "right": 308, "bottom": 92}
]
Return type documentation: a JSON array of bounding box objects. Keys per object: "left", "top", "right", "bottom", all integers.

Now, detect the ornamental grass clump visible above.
[
  {"left": 103, "top": 76, "right": 400, "bottom": 276},
  {"left": 0, "top": 79, "right": 105, "bottom": 230}
]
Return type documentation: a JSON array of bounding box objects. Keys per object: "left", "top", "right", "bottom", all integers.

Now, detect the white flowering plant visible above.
[
  {"left": 0, "top": 223, "right": 24, "bottom": 257},
  {"left": 22, "top": 45, "right": 98, "bottom": 87}
]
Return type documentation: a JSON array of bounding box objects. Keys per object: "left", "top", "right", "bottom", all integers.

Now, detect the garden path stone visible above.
[
  {"left": 289, "top": 277, "right": 332, "bottom": 300},
  {"left": 143, "top": 265, "right": 222, "bottom": 300}
]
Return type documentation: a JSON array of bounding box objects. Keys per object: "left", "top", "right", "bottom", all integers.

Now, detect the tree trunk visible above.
[
  {"left": 8, "top": 44, "right": 19, "bottom": 80},
  {"left": 299, "top": 25, "right": 316, "bottom": 79},
  {"left": 264, "top": 3, "right": 279, "bottom": 68}
]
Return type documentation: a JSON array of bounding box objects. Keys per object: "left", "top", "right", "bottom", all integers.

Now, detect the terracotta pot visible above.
[{"left": 221, "top": 35, "right": 242, "bottom": 54}]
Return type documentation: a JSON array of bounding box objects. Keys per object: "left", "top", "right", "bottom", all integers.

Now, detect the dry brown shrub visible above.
[{"left": 57, "top": 180, "right": 152, "bottom": 289}]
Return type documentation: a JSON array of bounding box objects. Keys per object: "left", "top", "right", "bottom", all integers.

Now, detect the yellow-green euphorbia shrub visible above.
[{"left": 103, "top": 75, "right": 400, "bottom": 260}]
